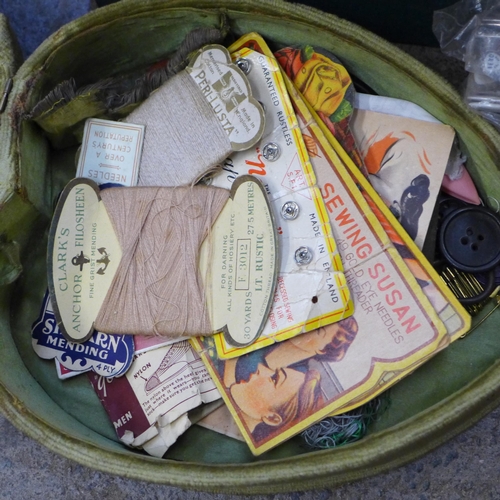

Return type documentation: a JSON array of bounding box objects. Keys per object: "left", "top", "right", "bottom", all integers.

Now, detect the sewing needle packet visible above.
[
  {"left": 281, "top": 72, "right": 469, "bottom": 343},
  {"left": 76, "top": 118, "right": 145, "bottom": 186},
  {"left": 191, "top": 89, "right": 451, "bottom": 456},
  {"left": 272, "top": 40, "right": 469, "bottom": 343},
  {"left": 350, "top": 109, "right": 455, "bottom": 249}
]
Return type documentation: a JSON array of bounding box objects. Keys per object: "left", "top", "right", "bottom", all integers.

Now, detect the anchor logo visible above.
[
  {"left": 96, "top": 247, "right": 110, "bottom": 275},
  {"left": 71, "top": 251, "right": 90, "bottom": 271}
]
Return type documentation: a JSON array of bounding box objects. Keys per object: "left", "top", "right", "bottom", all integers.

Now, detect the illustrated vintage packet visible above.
[
  {"left": 350, "top": 109, "right": 455, "bottom": 249},
  {"left": 273, "top": 42, "right": 366, "bottom": 176},
  {"left": 192, "top": 228, "right": 449, "bottom": 456},
  {"left": 196, "top": 83, "right": 472, "bottom": 442},
  {"left": 192, "top": 53, "right": 450, "bottom": 457},
  {"left": 191, "top": 34, "right": 467, "bottom": 455},
  {"left": 285, "top": 82, "right": 469, "bottom": 414},
  {"left": 205, "top": 41, "right": 353, "bottom": 360},
  {"left": 89, "top": 340, "right": 220, "bottom": 457},
  {"left": 267, "top": 33, "right": 469, "bottom": 343}
]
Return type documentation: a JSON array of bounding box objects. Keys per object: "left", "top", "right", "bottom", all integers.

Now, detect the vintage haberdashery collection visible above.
[{"left": 29, "top": 27, "right": 500, "bottom": 458}]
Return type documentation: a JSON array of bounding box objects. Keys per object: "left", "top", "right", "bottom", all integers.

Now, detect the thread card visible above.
[
  {"left": 202, "top": 40, "right": 352, "bottom": 359},
  {"left": 47, "top": 175, "right": 278, "bottom": 346},
  {"left": 88, "top": 341, "right": 220, "bottom": 456},
  {"left": 185, "top": 44, "right": 265, "bottom": 151},
  {"left": 123, "top": 44, "right": 266, "bottom": 188},
  {"left": 34, "top": 124, "right": 141, "bottom": 378},
  {"left": 47, "top": 178, "right": 123, "bottom": 342},
  {"left": 76, "top": 118, "right": 144, "bottom": 186},
  {"left": 199, "top": 175, "right": 278, "bottom": 347}
]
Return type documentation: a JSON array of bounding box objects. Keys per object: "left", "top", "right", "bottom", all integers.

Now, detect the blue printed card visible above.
[{"left": 32, "top": 291, "right": 134, "bottom": 378}]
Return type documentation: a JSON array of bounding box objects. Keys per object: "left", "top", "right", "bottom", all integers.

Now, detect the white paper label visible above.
[
  {"left": 200, "top": 175, "right": 278, "bottom": 346},
  {"left": 47, "top": 179, "right": 122, "bottom": 342},
  {"left": 76, "top": 118, "right": 144, "bottom": 186}
]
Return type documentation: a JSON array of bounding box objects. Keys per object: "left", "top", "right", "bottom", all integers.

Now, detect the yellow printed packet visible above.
[
  {"left": 271, "top": 35, "right": 470, "bottom": 343},
  {"left": 201, "top": 37, "right": 354, "bottom": 360},
  {"left": 191, "top": 33, "right": 454, "bottom": 456}
]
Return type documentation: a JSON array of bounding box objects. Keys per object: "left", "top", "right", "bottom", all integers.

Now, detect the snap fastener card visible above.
[
  {"left": 201, "top": 39, "right": 352, "bottom": 359},
  {"left": 76, "top": 118, "right": 144, "bottom": 186},
  {"left": 32, "top": 291, "right": 134, "bottom": 377}
]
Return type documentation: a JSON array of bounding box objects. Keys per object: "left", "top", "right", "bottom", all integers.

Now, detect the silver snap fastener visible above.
[
  {"left": 236, "top": 58, "right": 252, "bottom": 74},
  {"left": 262, "top": 142, "right": 280, "bottom": 161},
  {"left": 295, "top": 246, "right": 313, "bottom": 265},
  {"left": 281, "top": 201, "right": 300, "bottom": 220}
]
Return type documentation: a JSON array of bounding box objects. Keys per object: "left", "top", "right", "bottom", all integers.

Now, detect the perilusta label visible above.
[
  {"left": 186, "top": 44, "right": 265, "bottom": 151},
  {"left": 47, "top": 178, "right": 122, "bottom": 342},
  {"left": 199, "top": 175, "right": 278, "bottom": 347}
]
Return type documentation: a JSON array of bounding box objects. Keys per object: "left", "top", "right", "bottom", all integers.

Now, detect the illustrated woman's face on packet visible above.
[
  {"left": 227, "top": 319, "right": 358, "bottom": 429},
  {"left": 288, "top": 323, "right": 349, "bottom": 357},
  {"left": 230, "top": 362, "right": 306, "bottom": 426}
]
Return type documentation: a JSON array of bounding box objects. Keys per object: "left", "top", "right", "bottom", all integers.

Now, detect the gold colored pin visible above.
[
  {"left": 440, "top": 266, "right": 490, "bottom": 316},
  {"left": 460, "top": 293, "right": 500, "bottom": 338}
]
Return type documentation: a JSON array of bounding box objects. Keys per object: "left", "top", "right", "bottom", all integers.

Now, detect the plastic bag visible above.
[
  {"left": 434, "top": 0, "right": 500, "bottom": 129},
  {"left": 433, "top": 0, "right": 484, "bottom": 61}
]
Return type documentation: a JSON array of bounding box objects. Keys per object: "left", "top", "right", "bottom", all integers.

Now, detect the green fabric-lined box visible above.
[{"left": 1, "top": 0, "right": 500, "bottom": 494}]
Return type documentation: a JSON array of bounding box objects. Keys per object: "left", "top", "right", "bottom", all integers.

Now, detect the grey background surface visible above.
[{"left": 1, "top": 1, "right": 499, "bottom": 498}]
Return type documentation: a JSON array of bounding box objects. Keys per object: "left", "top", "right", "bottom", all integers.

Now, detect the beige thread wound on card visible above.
[
  {"left": 94, "top": 185, "right": 229, "bottom": 338},
  {"left": 124, "top": 71, "right": 232, "bottom": 187}
]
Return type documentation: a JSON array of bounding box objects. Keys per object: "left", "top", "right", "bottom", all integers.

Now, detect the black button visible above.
[{"left": 439, "top": 206, "right": 500, "bottom": 273}]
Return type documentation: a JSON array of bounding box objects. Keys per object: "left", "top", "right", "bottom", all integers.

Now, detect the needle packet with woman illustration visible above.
[
  {"left": 191, "top": 34, "right": 467, "bottom": 456},
  {"left": 192, "top": 75, "right": 450, "bottom": 456}
]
